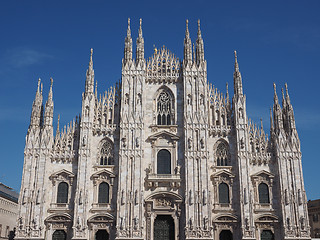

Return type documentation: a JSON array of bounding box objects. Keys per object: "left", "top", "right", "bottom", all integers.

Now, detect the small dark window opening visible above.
[
  {"left": 57, "top": 182, "right": 68, "bottom": 203},
  {"left": 259, "top": 183, "right": 270, "bottom": 204},
  {"left": 219, "top": 182, "right": 230, "bottom": 204},
  {"left": 98, "top": 182, "right": 110, "bottom": 203},
  {"left": 157, "top": 149, "right": 171, "bottom": 174}
]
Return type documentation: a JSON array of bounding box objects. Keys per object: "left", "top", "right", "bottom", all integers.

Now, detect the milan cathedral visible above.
[{"left": 16, "top": 19, "right": 311, "bottom": 240}]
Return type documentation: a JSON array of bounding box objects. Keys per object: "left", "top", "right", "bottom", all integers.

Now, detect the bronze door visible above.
[
  {"left": 154, "top": 215, "right": 174, "bottom": 240},
  {"left": 261, "top": 230, "right": 274, "bottom": 240}
]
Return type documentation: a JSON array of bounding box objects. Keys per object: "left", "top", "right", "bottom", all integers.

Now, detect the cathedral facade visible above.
[{"left": 16, "top": 19, "right": 311, "bottom": 240}]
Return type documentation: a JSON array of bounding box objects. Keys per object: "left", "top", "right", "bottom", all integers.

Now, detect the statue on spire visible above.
[
  {"left": 136, "top": 18, "right": 144, "bottom": 63},
  {"left": 124, "top": 18, "right": 133, "bottom": 64}
]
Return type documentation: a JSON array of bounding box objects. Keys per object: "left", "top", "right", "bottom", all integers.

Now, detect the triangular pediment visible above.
[
  {"left": 212, "top": 169, "right": 235, "bottom": 178},
  {"left": 91, "top": 169, "right": 115, "bottom": 179},
  {"left": 50, "top": 169, "right": 75, "bottom": 179},
  {"left": 147, "top": 130, "right": 179, "bottom": 141},
  {"left": 251, "top": 170, "right": 274, "bottom": 179}
]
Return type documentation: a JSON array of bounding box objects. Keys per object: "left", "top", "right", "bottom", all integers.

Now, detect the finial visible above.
[
  {"left": 197, "top": 19, "right": 202, "bottom": 37},
  {"left": 273, "top": 83, "right": 276, "bottom": 94},
  {"left": 226, "top": 82, "right": 229, "bottom": 92},
  {"left": 50, "top": 77, "right": 53, "bottom": 87},
  {"left": 127, "top": 18, "right": 131, "bottom": 37},
  {"left": 260, "top": 118, "right": 264, "bottom": 130},
  {"left": 186, "top": 19, "right": 189, "bottom": 27},
  {"left": 234, "top": 50, "right": 239, "bottom": 70},
  {"left": 139, "top": 18, "right": 142, "bottom": 27},
  {"left": 285, "top": 83, "right": 288, "bottom": 95},
  {"left": 40, "top": 83, "right": 43, "bottom": 94},
  {"left": 153, "top": 45, "right": 157, "bottom": 54},
  {"left": 37, "top": 78, "right": 41, "bottom": 90},
  {"left": 281, "top": 88, "right": 285, "bottom": 100}
]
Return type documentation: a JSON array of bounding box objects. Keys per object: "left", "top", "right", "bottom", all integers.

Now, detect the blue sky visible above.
[{"left": 0, "top": 1, "right": 319, "bottom": 200}]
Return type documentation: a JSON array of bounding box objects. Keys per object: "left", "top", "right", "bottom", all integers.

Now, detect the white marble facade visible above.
[{"left": 16, "top": 19, "right": 311, "bottom": 240}]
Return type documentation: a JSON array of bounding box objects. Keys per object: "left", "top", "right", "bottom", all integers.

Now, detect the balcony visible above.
[{"left": 145, "top": 173, "right": 181, "bottom": 190}]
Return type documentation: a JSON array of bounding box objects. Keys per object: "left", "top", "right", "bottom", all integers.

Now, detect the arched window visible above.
[
  {"left": 98, "top": 182, "right": 110, "bottom": 203},
  {"left": 157, "top": 149, "right": 171, "bottom": 174},
  {"left": 219, "top": 182, "right": 230, "bottom": 204},
  {"left": 99, "top": 140, "right": 114, "bottom": 165},
  {"left": 157, "top": 91, "right": 173, "bottom": 125},
  {"left": 216, "top": 141, "right": 229, "bottom": 166},
  {"left": 57, "top": 182, "right": 68, "bottom": 203},
  {"left": 259, "top": 183, "right": 270, "bottom": 204}
]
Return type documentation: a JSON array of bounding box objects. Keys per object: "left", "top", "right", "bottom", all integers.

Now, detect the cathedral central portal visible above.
[{"left": 154, "top": 215, "right": 175, "bottom": 240}]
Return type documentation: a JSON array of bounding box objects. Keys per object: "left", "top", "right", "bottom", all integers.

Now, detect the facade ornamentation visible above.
[{"left": 16, "top": 19, "right": 311, "bottom": 240}]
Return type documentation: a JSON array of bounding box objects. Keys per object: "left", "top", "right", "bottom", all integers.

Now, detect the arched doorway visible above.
[
  {"left": 52, "top": 230, "right": 66, "bottom": 240},
  {"left": 95, "top": 230, "right": 109, "bottom": 240},
  {"left": 154, "top": 215, "right": 174, "bottom": 240},
  {"left": 261, "top": 230, "right": 274, "bottom": 240},
  {"left": 219, "top": 230, "right": 233, "bottom": 240}
]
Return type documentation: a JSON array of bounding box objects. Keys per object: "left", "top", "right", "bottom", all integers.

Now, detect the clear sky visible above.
[{"left": 0, "top": 1, "right": 319, "bottom": 200}]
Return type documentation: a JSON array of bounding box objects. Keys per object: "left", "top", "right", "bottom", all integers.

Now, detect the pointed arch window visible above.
[
  {"left": 57, "top": 182, "right": 68, "bottom": 203},
  {"left": 216, "top": 141, "right": 229, "bottom": 166},
  {"left": 99, "top": 140, "right": 114, "bottom": 165},
  {"left": 219, "top": 182, "right": 230, "bottom": 204},
  {"left": 157, "top": 91, "right": 173, "bottom": 125},
  {"left": 157, "top": 149, "right": 171, "bottom": 174},
  {"left": 258, "top": 183, "right": 270, "bottom": 204},
  {"left": 98, "top": 182, "right": 110, "bottom": 203}
]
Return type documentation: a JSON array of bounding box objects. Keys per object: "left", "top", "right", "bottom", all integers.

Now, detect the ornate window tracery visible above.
[
  {"left": 216, "top": 141, "right": 229, "bottom": 166},
  {"left": 157, "top": 91, "right": 173, "bottom": 126},
  {"left": 99, "top": 140, "right": 114, "bottom": 166}
]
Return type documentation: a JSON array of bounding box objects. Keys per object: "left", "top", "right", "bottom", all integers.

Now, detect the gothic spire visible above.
[
  {"left": 270, "top": 107, "right": 274, "bottom": 134},
  {"left": 136, "top": 18, "right": 145, "bottom": 63},
  {"left": 273, "top": 83, "right": 283, "bottom": 134},
  {"left": 30, "top": 78, "right": 43, "bottom": 127},
  {"left": 184, "top": 19, "right": 192, "bottom": 64},
  {"left": 285, "top": 83, "right": 291, "bottom": 106},
  {"left": 284, "top": 83, "right": 296, "bottom": 131},
  {"left": 233, "top": 51, "right": 243, "bottom": 97},
  {"left": 124, "top": 18, "right": 133, "bottom": 64},
  {"left": 196, "top": 19, "right": 204, "bottom": 64},
  {"left": 85, "top": 48, "right": 95, "bottom": 97},
  {"left": 44, "top": 78, "right": 54, "bottom": 127}
]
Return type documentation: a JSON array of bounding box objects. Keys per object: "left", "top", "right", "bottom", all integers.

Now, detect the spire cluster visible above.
[
  {"left": 271, "top": 83, "right": 296, "bottom": 137},
  {"left": 123, "top": 18, "right": 145, "bottom": 65},
  {"left": 183, "top": 19, "right": 205, "bottom": 66}
]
